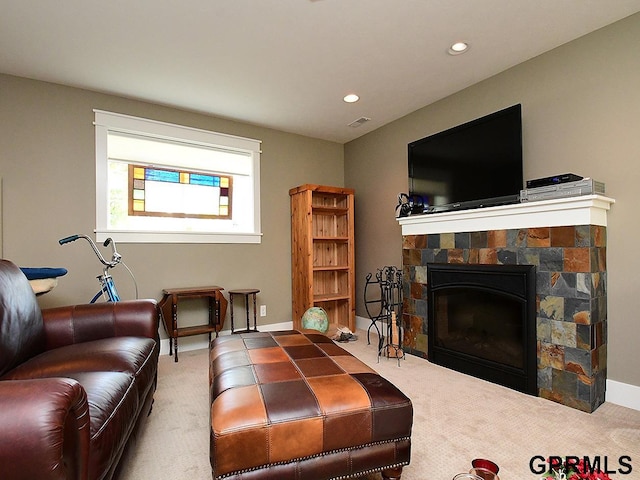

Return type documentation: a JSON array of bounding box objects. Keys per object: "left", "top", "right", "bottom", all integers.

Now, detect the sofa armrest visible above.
[
  {"left": 0, "top": 378, "right": 90, "bottom": 480},
  {"left": 41, "top": 299, "right": 159, "bottom": 350}
]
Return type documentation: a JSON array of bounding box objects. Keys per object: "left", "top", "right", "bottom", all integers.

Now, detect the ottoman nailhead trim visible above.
[{"left": 215, "top": 437, "right": 411, "bottom": 480}]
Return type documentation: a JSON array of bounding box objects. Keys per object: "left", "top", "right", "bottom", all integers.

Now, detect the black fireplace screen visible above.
[
  {"left": 427, "top": 263, "right": 537, "bottom": 395},
  {"left": 433, "top": 288, "right": 524, "bottom": 368}
]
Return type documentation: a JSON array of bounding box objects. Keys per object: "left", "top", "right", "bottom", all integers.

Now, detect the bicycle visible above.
[{"left": 59, "top": 234, "right": 138, "bottom": 303}]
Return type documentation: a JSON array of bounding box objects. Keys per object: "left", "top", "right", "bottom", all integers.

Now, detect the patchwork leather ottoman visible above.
[{"left": 209, "top": 330, "right": 413, "bottom": 480}]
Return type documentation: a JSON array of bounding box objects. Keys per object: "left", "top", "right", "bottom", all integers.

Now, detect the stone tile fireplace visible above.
[{"left": 397, "top": 195, "right": 614, "bottom": 413}]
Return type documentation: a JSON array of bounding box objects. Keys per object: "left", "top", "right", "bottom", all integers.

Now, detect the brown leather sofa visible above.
[{"left": 0, "top": 259, "right": 160, "bottom": 480}]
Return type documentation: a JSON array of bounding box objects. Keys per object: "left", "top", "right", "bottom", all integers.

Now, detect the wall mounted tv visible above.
[{"left": 408, "top": 104, "right": 523, "bottom": 214}]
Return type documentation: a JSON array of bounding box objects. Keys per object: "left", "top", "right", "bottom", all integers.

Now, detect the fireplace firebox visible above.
[{"left": 427, "top": 263, "right": 537, "bottom": 395}]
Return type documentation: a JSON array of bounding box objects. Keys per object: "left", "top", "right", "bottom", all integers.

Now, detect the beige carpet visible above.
[{"left": 119, "top": 331, "right": 640, "bottom": 479}]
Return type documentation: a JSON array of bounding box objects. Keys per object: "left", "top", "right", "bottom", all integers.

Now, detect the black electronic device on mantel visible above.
[
  {"left": 526, "top": 173, "right": 583, "bottom": 188},
  {"left": 408, "top": 104, "right": 523, "bottom": 214}
]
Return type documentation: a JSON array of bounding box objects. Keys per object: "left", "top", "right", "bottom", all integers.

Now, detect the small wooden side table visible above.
[
  {"left": 228, "top": 288, "right": 260, "bottom": 334},
  {"left": 159, "top": 286, "right": 227, "bottom": 362}
]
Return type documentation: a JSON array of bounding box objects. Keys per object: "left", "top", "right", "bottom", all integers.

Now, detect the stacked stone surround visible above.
[{"left": 401, "top": 224, "right": 607, "bottom": 413}]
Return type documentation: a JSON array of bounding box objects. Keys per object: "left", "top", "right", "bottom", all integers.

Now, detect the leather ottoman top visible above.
[{"left": 209, "top": 330, "right": 413, "bottom": 478}]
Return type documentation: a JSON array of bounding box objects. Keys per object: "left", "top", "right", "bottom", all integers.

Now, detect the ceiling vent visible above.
[{"left": 348, "top": 117, "right": 371, "bottom": 128}]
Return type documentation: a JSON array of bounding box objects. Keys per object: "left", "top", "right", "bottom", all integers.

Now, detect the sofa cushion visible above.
[
  {"left": 0, "top": 260, "right": 45, "bottom": 376},
  {"left": 2, "top": 335, "right": 158, "bottom": 411},
  {"left": 2, "top": 336, "right": 156, "bottom": 379}
]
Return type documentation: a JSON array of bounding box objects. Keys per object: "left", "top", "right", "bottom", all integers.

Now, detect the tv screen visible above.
[{"left": 408, "top": 104, "right": 523, "bottom": 213}]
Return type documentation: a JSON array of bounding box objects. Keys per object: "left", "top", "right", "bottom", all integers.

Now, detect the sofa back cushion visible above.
[{"left": 0, "top": 259, "right": 45, "bottom": 376}]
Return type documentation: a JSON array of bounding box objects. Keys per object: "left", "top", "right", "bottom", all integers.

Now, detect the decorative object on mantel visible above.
[{"left": 395, "top": 192, "right": 425, "bottom": 217}]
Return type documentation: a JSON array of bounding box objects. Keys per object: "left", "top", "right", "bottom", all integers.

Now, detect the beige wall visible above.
[
  {"left": 345, "top": 13, "right": 640, "bottom": 388},
  {"left": 0, "top": 74, "right": 344, "bottom": 338},
  {"left": 2, "top": 14, "right": 639, "bottom": 387}
]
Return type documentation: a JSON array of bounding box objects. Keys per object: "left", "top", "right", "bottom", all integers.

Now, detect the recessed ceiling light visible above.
[
  {"left": 343, "top": 94, "right": 359, "bottom": 103},
  {"left": 448, "top": 42, "right": 469, "bottom": 55}
]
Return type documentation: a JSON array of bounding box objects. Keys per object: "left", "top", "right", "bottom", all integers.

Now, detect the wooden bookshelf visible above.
[{"left": 289, "top": 184, "right": 355, "bottom": 331}]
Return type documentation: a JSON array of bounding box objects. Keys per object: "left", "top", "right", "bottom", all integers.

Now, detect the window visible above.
[{"left": 95, "top": 110, "right": 262, "bottom": 243}]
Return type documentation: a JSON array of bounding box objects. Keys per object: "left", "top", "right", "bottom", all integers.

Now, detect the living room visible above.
[{"left": 1, "top": 3, "right": 640, "bottom": 479}]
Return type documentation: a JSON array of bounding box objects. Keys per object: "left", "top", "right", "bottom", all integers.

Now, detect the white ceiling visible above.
[{"left": 2, "top": 0, "right": 640, "bottom": 144}]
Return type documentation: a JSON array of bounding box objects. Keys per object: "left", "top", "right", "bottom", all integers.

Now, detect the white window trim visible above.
[{"left": 94, "top": 110, "right": 262, "bottom": 244}]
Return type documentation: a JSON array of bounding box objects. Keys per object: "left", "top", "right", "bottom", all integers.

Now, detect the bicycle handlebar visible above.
[
  {"left": 59, "top": 234, "right": 121, "bottom": 268},
  {"left": 58, "top": 235, "right": 80, "bottom": 245}
]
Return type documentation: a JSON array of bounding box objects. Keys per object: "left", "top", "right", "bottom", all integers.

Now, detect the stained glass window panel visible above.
[{"left": 128, "top": 164, "right": 232, "bottom": 219}]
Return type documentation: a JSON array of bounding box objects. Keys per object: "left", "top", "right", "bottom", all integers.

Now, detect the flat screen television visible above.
[{"left": 408, "top": 104, "right": 523, "bottom": 214}]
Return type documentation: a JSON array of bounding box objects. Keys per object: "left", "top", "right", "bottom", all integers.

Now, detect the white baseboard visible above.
[
  {"left": 606, "top": 379, "right": 640, "bottom": 411},
  {"left": 355, "top": 315, "right": 371, "bottom": 331}
]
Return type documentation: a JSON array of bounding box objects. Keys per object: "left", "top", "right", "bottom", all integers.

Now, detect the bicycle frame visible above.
[{"left": 90, "top": 271, "right": 121, "bottom": 303}]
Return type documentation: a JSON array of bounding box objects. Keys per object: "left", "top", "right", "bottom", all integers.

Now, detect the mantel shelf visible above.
[{"left": 397, "top": 195, "right": 615, "bottom": 235}]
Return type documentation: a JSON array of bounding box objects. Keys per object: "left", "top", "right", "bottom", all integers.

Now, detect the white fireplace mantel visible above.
[{"left": 397, "top": 195, "right": 615, "bottom": 235}]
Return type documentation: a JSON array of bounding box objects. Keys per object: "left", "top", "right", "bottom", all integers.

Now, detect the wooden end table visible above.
[
  {"left": 159, "top": 286, "right": 227, "bottom": 362},
  {"left": 228, "top": 288, "right": 260, "bottom": 334}
]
